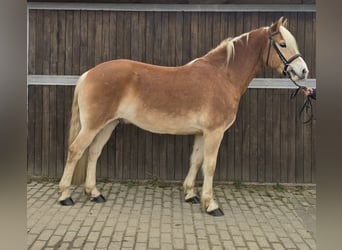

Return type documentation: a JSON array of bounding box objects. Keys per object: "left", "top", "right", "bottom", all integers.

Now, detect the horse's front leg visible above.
[
  {"left": 201, "top": 130, "right": 224, "bottom": 216},
  {"left": 183, "top": 135, "right": 204, "bottom": 204}
]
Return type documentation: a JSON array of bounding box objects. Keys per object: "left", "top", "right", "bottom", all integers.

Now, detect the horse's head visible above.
[{"left": 264, "top": 17, "right": 309, "bottom": 81}]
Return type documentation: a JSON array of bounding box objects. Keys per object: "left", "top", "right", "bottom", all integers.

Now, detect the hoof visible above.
[
  {"left": 185, "top": 196, "right": 200, "bottom": 204},
  {"left": 207, "top": 208, "right": 224, "bottom": 217},
  {"left": 59, "top": 197, "right": 74, "bottom": 206},
  {"left": 90, "top": 194, "right": 106, "bottom": 203}
]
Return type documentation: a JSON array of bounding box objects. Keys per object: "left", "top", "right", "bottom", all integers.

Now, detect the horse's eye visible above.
[{"left": 279, "top": 43, "right": 287, "bottom": 48}]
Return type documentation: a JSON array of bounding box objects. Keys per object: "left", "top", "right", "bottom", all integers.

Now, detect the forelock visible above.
[{"left": 279, "top": 26, "right": 299, "bottom": 52}]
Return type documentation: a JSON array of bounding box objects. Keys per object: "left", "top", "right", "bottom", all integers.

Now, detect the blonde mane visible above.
[{"left": 209, "top": 32, "right": 251, "bottom": 68}]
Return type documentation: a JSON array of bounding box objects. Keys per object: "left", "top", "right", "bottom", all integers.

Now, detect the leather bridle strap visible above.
[{"left": 266, "top": 30, "right": 302, "bottom": 76}]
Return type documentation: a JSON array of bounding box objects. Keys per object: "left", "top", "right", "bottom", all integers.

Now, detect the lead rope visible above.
[{"left": 289, "top": 78, "right": 314, "bottom": 124}]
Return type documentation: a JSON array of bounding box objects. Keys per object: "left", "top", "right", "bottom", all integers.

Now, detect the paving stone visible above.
[{"left": 27, "top": 182, "right": 316, "bottom": 250}]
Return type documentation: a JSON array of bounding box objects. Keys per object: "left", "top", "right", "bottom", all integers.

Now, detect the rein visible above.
[{"left": 266, "top": 29, "right": 314, "bottom": 123}]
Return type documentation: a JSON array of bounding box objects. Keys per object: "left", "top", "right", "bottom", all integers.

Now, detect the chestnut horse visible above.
[{"left": 58, "top": 17, "right": 308, "bottom": 216}]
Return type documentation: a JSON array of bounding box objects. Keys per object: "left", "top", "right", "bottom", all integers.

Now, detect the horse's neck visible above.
[{"left": 206, "top": 28, "right": 267, "bottom": 95}]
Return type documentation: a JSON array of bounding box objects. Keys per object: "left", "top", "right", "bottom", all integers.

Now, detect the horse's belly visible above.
[{"left": 117, "top": 102, "right": 202, "bottom": 135}]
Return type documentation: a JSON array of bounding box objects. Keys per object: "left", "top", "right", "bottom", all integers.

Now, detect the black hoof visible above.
[
  {"left": 207, "top": 208, "right": 224, "bottom": 217},
  {"left": 59, "top": 197, "right": 74, "bottom": 206},
  {"left": 90, "top": 194, "right": 106, "bottom": 203},
  {"left": 185, "top": 196, "right": 200, "bottom": 204}
]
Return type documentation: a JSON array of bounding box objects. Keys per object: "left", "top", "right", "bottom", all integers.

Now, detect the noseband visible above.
[{"left": 266, "top": 30, "right": 302, "bottom": 76}]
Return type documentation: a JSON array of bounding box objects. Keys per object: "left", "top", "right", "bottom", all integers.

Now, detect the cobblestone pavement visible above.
[{"left": 27, "top": 181, "right": 316, "bottom": 250}]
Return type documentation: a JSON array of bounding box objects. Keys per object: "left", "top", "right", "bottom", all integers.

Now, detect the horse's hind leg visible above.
[
  {"left": 201, "top": 130, "right": 224, "bottom": 216},
  {"left": 183, "top": 135, "right": 204, "bottom": 204},
  {"left": 58, "top": 129, "right": 98, "bottom": 204},
  {"left": 84, "top": 120, "right": 119, "bottom": 202}
]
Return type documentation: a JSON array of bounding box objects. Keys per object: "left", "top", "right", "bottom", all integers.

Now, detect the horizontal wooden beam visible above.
[
  {"left": 27, "top": 75, "right": 316, "bottom": 89},
  {"left": 27, "top": 3, "right": 316, "bottom": 12}
]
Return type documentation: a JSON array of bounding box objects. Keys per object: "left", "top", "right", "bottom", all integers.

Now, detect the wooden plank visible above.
[
  {"left": 41, "top": 86, "right": 50, "bottom": 177},
  {"left": 56, "top": 86, "right": 66, "bottom": 178},
  {"left": 27, "top": 86, "right": 36, "bottom": 176},
  {"left": 168, "top": 12, "right": 176, "bottom": 66},
  {"left": 94, "top": 11, "right": 103, "bottom": 66},
  {"left": 182, "top": 12, "right": 191, "bottom": 64},
  {"left": 137, "top": 129, "right": 146, "bottom": 180},
  {"left": 34, "top": 10, "right": 44, "bottom": 74},
  {"left": 198, "top": 12, "right": 206, "bottom": 57},
  {"left": 181, "top": 136, "right": 191, "bottom": 181},
  {"left": 65, "top": 10, "right": 73, "bottom": 75},
  {"left": 161, "top": 12, "right": 169, "bottom": 65},
  {"left": 153, "top": 12, "right": 162, "bottom": 65},
  {"left": 152, "top": 134, "right": 160, "bottom": 179},
  {"left": 130, "top": 11, "right": 139, "bottom": 61},
  {"left": 80, "top": 10, "right": 88, "bottom": 73},
  {"left": 42, "top": 10, "right": 51, "bottom": 74},
  {"left": 122, "top": 125, "right": 131, "bottom": 179},
  {"left": 287, "top": 88, "right": 297, "bottom": 182},
  {"left": 257, "top": 88, "right": 266, "bottom": 182},
  {"left": 280, "top": 89, "right": 289, "bottom": 182},
  {"left": 130, "top": 126, "right": 138, "bottom": 180},
  {"left": 174, "top": 135, "right": 183, "bottom": 180},
  {"left": 50, "top": 10, "right": 58, "bottom": 74},
  {"left": 264, "top": 89, "right": 273, "bottom": 182},
  {"left": 167, "top": 135, "right": 175, "bottom": 180},
  {"left": 116, "top": 12, "right": 124, "bottom": 59},
  {"left": 48, "top": 85, "right": 57, "bottom": 178},
  {"left": 190, "top": 12, "right": 199, "bottom": 60},
  {"left": 175, "top": 12, "right": 183, "bottom": 65},
  {"left": 145, "top": 12, "right": 154, "bottom": 64},
  {"left": 115, "top": 124, "right": 124, "bottom": 180},
  {"left": 249, "top": 89, "right": 258, "bottom": 182},
  {"left": 144, "top": 131, "right": 153, "bottom": 180},
  {"left": 107, "top": 132, "right": 116, "bottom": 180},
  {"left": 212, "top": 13, "right": 221, "bottom": 48},
  {"left": 87, "top": 11, "right": 95, "bottom": 68},
  {"left": 28, "top": 10, "right": 36, "bottom": 74},
  {"left": 57, "top": 10, "right": 66, "bottom": 74},
  {"left": 272, "top": 89, "right": 281, "bottom": 182},
  {"left": 159, "top": 135, "right": 167, "bottom": 180},
  {"left": 102, "top": 11, "right": 110, "bottom": 62},
  {"left": 138, "top": 12, "right": 146, "bottom": 62},
  {"left": 33, "top": 86, "right": 42, "bottom": 176},
  {"left": 72, "top": 10, "right": 81, "bottom": 74},
  {"left": 204, "top": 12, "right": 213, "bottom": 53},
  {"left": 123, "top": 11, "right": 131, "bottom": 59},
  {"left": 241, "top": 90, "right": 250, "bottom": 182},
  {"left": 109, "top": 11, "right": 117, "bottom": 60}
]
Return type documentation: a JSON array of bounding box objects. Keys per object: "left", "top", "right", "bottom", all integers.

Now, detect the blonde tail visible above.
[{"left": 68, "top": 77, "right": 89, "bottom": 186}]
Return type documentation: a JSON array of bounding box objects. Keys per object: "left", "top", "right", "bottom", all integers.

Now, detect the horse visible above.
[{"left": 58, "top": 17, "right": 308, "bottom": 216}]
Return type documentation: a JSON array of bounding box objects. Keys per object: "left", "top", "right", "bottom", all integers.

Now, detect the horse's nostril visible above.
[{"left": 302, "top": 68, "right": 308, "bottom": 74}]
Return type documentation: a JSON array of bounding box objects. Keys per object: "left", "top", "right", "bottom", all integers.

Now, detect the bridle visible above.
[
  {"left": 266, "top": 28, "right": 314, "bottom": 123},
  {"left": 266, "top": 29, "right": 302, "bottom": 77}
]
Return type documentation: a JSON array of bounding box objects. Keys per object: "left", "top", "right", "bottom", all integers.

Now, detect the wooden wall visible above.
[
  {"left": 27, "top": 6, "right": 316, "bottom": 183},
  {"left": 28, "top": 10, "right": 316, "bottom": 77}
]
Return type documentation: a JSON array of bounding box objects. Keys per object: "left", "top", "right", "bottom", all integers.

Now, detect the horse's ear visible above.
[
  {"left": 270, "top": 16, "right": 286, "bottom": 33},
  {"left": 282, "top": 17, "right": 288, "bottom": 27}
]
